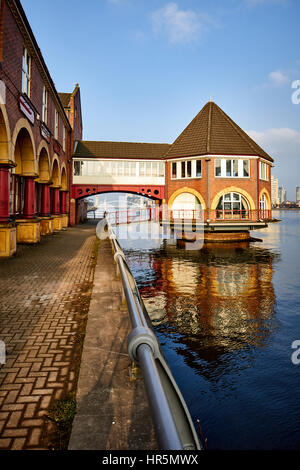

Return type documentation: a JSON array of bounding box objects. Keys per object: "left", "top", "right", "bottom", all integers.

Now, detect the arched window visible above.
[
  {"left": 216, "top": 192, "right": 249, "bottom": 219},
  {"left": 259, "top": 193, "right": 267, "bottom": 210},
  {"left": 259, "top": 193, "right": 270, "bottom": 219}
]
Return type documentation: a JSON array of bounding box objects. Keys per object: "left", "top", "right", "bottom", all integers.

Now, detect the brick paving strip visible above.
[{"left": 0, "top": 221, "right": 98, "bottom": 450}]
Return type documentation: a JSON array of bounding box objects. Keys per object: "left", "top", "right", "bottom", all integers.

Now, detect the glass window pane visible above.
[
  {"left": 215, "top": 159, "right": 221, "bottom": 176},
  {"left": 159, "top": 162, "right": 164, "bottom": 177},
  {"left": 124, "top": 162, "right": 129, "bottom": 176},
  {"left": 152, "top": 163, "right": 158, "bottom": 177},
  {"left": 130, "top": 162, "right": 136, "bottom": 176},
  {"left": 216, "top": 196, "right": 223, "bottom": 210},
  {"left": 233, "top": 160, "right": 239, "bottom": 177},
  {"left": 111, "top": 162, "right": 117, "bottom": 176},
  {"left": 172, "top": 162, "right": 176, "bottom": 178},
  {"left": 224, "top": 193, "right": 231, "bottom": 201},
  {"left": 139, "top": 162, "right": 145, "bottom": 176},
  {"left": 226, "top": 160, "right": 232, "bottom": 177},
  {"left": 74, "top": 161, "right": 81, "bottom": 176},
  {"left": 224, "top": 202, "right": 231, "bottom": 210},
  {"left": 233, "top": 193, "right": 240, "bottom": 201},
  {"left": 187, "top": 161, "right": 192, "bottom": 178},
  {"left": 181, "top": 161, "right": 185, "bottom": 178},
  {"left": 243, "top": 160, "right": 249, "bottom": 177},
  {"left": 196, "top": 160, "right": 201, "bottom": 177},
  {"left": 117, "top": 162, "right": 123, "bottom": 176},
  {"left": 81, "top": 161, "right": 88, "bottom": 176},
  {"left": 146, "top": 162, "right": 151, "bottom": 176}
]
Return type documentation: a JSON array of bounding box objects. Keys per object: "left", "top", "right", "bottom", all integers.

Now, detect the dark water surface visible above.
[{"left": 116, "top": 210, "right": 300, "bottom": 450}]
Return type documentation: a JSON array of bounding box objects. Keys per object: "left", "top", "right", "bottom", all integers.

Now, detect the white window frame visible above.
[
  {"left": 215, "top": 158, "right": 250, "bottom": 178},
  {"left": 63, "top": 126, "right": 66, "bottom": 151},
  {"left": 22, "top": 48, "right": 31, "bottom": 96},
  {"left": 54, "top": 110, "right": 59, "bottom": 140},
  {"left": 42, "top": 86, "right": 48, "bottom": 125},
  {"left": 171, "top": 159, "right": 202, "bottom": 180},
  {"left": 259, "top": 161, "right": 269, "bottom": 181}
]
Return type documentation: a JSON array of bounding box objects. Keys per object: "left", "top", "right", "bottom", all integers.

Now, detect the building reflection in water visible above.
[{"left": 127, "top": 241, "right": 279, "bottom": 377}]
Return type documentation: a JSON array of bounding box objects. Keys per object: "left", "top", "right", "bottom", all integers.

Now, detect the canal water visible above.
[{"left": 115, "top": 210, "right": 300, "bottom": 450}]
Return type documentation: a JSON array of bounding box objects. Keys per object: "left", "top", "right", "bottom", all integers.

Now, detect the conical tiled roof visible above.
[{"left": 164, "top": 101, "right": 273, "bottom": 162}]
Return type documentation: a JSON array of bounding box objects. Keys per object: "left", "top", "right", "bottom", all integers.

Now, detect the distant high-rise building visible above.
[
  {"left": 296, "top": 187, "right": 300, "bottom": 206},
  {"left": 278, "top": 186, "right": 287, "bottom": 204},
  {"left": 271, "top": 176, "right": 279, "bottom": 206}
]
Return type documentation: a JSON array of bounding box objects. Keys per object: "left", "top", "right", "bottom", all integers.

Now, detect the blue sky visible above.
[{"left": 21, "top": 0, "right": 300, "bottom": 199}]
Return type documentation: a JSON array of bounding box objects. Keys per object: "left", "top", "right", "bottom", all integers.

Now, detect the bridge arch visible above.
[{"left": 73, "top": 186, "right": 164, "bottom": 202}]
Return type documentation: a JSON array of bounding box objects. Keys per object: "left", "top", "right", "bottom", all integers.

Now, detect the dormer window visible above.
[
  {"left": 42, "top": 86, "right": 48, "bottom": 125},
  {"left": 22, "top": 48, "right": 31, "bottom": 96}
]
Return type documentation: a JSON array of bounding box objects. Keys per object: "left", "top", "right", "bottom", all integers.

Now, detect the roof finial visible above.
[{"left": 209, "top": 96, "right": 212, "bottom": 102}]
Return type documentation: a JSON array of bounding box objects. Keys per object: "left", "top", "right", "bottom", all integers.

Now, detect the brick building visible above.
[
  {"left": 0, "top": 0, "right": 82, "bottom": 257},
  {"left": 71, "top": 101, "right": 274, "bottom": 235},
  {"left": 0, "top": 0, "right": 274, "bottom": 255},
  {"left": 164, "top": 101, "right": 273, "bottom": 223}
]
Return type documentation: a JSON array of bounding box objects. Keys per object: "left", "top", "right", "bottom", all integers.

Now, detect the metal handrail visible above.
[{"left": 99, "top": 217, "right": 202, "bottom": 451}]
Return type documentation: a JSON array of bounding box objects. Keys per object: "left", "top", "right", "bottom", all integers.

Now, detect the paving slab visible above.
[{"left": 68, "top": 238, "right": 157, "bottom": 450}]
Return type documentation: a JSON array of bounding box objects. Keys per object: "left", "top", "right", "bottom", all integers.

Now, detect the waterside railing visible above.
[{"left": 98, "top": 216, "right": 202, "bottom": 451}]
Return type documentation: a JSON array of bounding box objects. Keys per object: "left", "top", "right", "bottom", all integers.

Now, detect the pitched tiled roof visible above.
[
  {"left": 164, "top": 101, "right": 273, "bottom": 162},
  {"left": 58, "top": 92, "right": 71, "bottom": 108},
  {"left": 74, "top": 141, "right": 171, "bottom": 159}
]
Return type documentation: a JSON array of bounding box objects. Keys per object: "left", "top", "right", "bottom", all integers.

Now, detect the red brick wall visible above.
[
  {"left": 1, "top": 0, "right": 71, "bottom": 183},
  {"left": 166, "top": 157, "right": 272, "bottom": 214}
]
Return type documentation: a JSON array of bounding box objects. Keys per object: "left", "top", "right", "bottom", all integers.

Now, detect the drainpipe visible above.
[
  {"left": 205, "top": 158, "right": 211, "bottom": 223},
  {"left": 257, "top": 159, "right": 260, "bottom": 221}
]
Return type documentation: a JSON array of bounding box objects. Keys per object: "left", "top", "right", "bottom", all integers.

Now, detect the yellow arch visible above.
[
  {"left": 60, "top": 163, "right": 68, "bottom": 190},
  {"left": 36, "top": 141, "right": 51, "bottom": 182},
  {"left": 12, "top": 118, "right": 37, "bottom": 175},
  {"left": 211, "top": 186, "right": 256, "bottom": 210},
  {"left": 168, "top": 187, "right": 206, "bottom": 210},
  {"left": 51, "top": 154, "right": 61, "bottom": 187},
  {"left": 259, "top": 188, "right": 271, "bottom": 210},
  {"left": 0, "top": 104, "right": 12, "bottom": 163}
]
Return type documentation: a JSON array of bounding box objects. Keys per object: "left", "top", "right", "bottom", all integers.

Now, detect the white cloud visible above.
[
  {"left": 268, "top": 70, "right": 289, "bottom": 86},
  {"left": 151, "top": 3, "right": 211, "bottom": 44},
  {"left": 247, "top": 128, "right": 300, "bottom": 159}
]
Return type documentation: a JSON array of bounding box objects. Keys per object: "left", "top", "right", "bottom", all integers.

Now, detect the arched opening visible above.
[
  {"left": 51, "top": 158, "right": 60, "bottom": 187},
  {"left": 0, "top": 107, "right": 9, "bottom": 162},
  {"left": 82, "top": 191, "right": 158, "bottom": 224},
  {"left": 171, "top": 192, "right": 202, "bottom": 219},
  {"left": 216, "top": 192, "right": 250, "bottom": 219},
  {"left": 259, "top": 192, "right": 271, "bottom": 219},
  {"left": 61, "top": 167, "right": 67, "bottom": 191},
  {"left": 13, "top": 128, "right": 35, "bottom": 218},
  {"left": 38, "top": 148, "right": 50, "bottom": 182},
  {"left": 36, "top": 147, "right": 50, "bottom": 216},
  {"left": 0, "top": 108, "right": 12, "bottom": 222},
  {"left": 50, "top": 159, "right": 61, "bottom": 215}
]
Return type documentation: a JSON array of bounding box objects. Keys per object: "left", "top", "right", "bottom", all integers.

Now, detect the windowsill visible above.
[
  {"left": 214, "top": 176, "right": 250, "bottom": 179},
  {"left": 171, "top": 177, "right": 202, "bottom": 181}
]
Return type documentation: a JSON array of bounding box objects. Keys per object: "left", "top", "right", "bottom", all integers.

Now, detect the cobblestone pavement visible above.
[{"left": 0, "top": 221, "right": 97, "bottom": 450}]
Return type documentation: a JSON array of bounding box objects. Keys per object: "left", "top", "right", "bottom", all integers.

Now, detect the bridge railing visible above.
[
  {"left": 92, "top": 207, "right": 272, "bottom": 224},
  {"left": 99, "top": 217, "right": 202, "bottom": 451}
]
